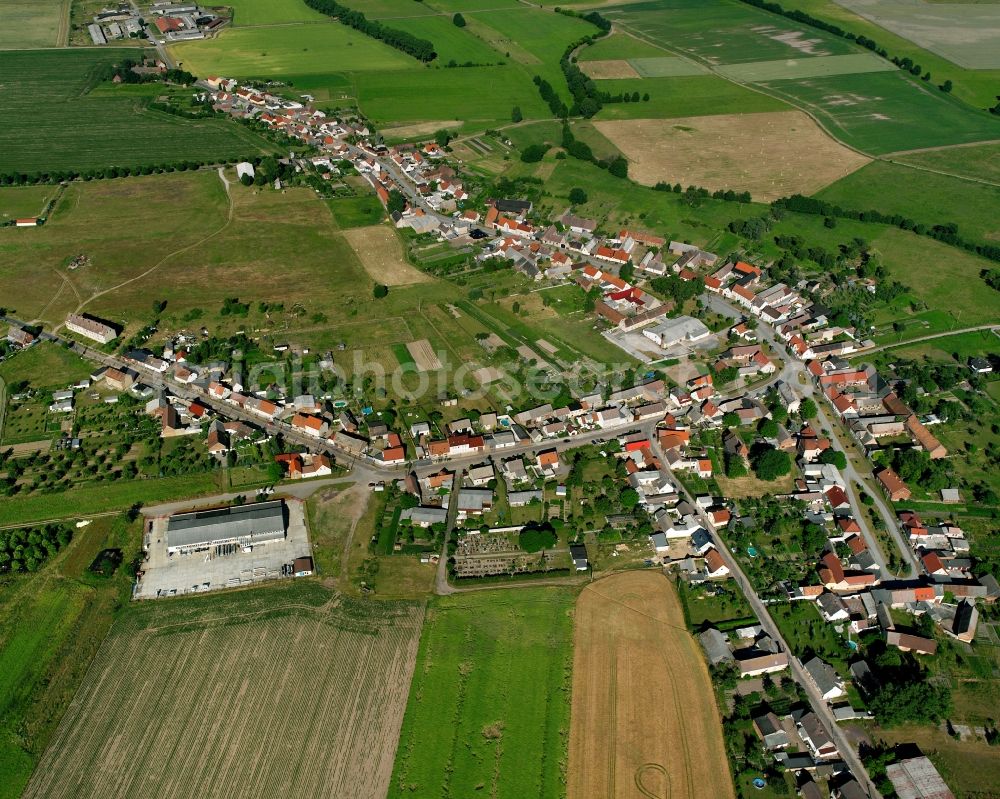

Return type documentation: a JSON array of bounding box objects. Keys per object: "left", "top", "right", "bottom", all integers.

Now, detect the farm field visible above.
[
  {"left": 895, "top": 141, "right": 1000, "bottom": 184},
  {"left": 389, "top": 587, "right": 574, "bottom": 799},
  {"left": 223, "top": 0, "right": 327, "bottom": 26},
  {"left": 758, "top": 70, "right": 1000, "bottom": 154},
  {"left": 0, "top": 514, "right": 140, "bottom": 799},
  {"left": 815, "top": 160, "right": 1000, "bottom": 243},
  {"left": 169, "top": 22, "right": 416, "bottom": 78},
  {"left": 0, "top": 0, "right": 67, "bottom": 48},
  {"left": 777, "top": 0, "right": 1000, "bottom": 108},
  {"left": 387, "top": 15, "right": 504, "bottom": 64},
  {"left": 0, "top": 49, "right": 276, "bottom": 175},
  {"left": 23, "top": 582, "right": 425, "bottom": 799},
  {"left": 593, "top": 75, "right": 790, "bottom": 120},
  {"left": 577, "top": 31, "right": 669, "bottom": 61},
  {"left": 594, "top": 110, "right": 870, "bottom": 200},
  {"left": 342, "top": 225, "right": 433, "bottom": 286},
  {"left": 835, "top": 0, "right": 1000, "bottom": 69},
  {"left": 714, "top": 51, "right": 895, "bottom": 81},
  {"left": 567, "top": 571, "right": 733, "bottom": 799},
  {"left": 605, "top": 0, "right": 855, "bottom": 63}
]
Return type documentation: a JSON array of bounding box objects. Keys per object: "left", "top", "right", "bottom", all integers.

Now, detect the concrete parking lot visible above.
[{"left": 134, "top": 499, "right": 312, "bottom": 599}]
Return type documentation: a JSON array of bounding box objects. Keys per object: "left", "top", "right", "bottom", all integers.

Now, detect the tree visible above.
[
  {"left": 620, "top": 487, "right": 640, "bottom": 510},
  {"left": 452, "top": 12, "right": 466, "bottom": 26},
  {"left": 722, "top": 412, "right": 740, "bottom": 428},
  {"left": 510, "top": 105, "right": 522, "bottom": 123},
  {"left": 799, "top": 398, "right": 818, "bottom": 419},
  {"left": 519, "top": 522, "right": 557, "bottom": 552},
  {"left": 387, "top": 189, "right": 406, "bottom": 215},
  {"left": 819, "top": 449, "right": 847, "bottom": 469},
  {"left": 608, "top": 156, "right": 628, "bottom": 178},
  {"left": 373, "top": 284, "right": 389, "bottom": 299},
  {"left": 752, "top": 447, "right": 791, "bottom": 481},
  {"left": 568, "top": 187, "right": 587, "bottom": 205},
  {"left": 940, "top": 79, "right": 953, "bottom": 93},
  {"left": 758, "top": 418, "right": 779, "bottom": 439},
  {"left": 520, "top": 143, "right": 549, "bottom": 163},
  {"left": 434, "top": 129, "right": 452, "bottom": 148}
]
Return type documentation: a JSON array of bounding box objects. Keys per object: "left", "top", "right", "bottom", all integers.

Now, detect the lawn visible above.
[
  {"left": 0, "top": 0, "right": 67, "bottom": 48},
  {"left": 0, "top": 49, "right": 277, "bottom": 175},
  {"left": 0, "top": 342, "right": 92, "bottom": 391},
  {"left": 0, "top": 186, "right": 54, "bottom": 222},
  {"left": 816, "top": 160, "right": 1000, "bottom": 244},
  {"left": 389, "top": 587, "right": 574, "bottom": 799},
  {"left": 758, "top": 70, "right": 1000, "bottom": 155},
  {"left": 326, "top": 194, "right": 386, "bottom": 228},
  {"left": 770, "top": 600, "right": 854, "bottom": 678},
  {"left": 170, "top": 21, "right": 416, "bottom": 78}
]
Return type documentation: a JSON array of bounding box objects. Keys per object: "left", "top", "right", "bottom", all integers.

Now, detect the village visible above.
[{"left": 3, "top": 74, "right": 997, "bottom": 799}]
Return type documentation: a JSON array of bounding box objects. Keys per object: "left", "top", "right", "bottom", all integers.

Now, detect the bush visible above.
[
  {"left": 520, "top": 144, "right": 549, "bottom": 163},
  {"left": 568, "top": 187, "right": 587, "bottom": 204},
  {"left": 373, "top": 284, "right": 389, "bottom": 298},
  {"left": 452, "top": 12, "right": 466, "bottom": 26}
]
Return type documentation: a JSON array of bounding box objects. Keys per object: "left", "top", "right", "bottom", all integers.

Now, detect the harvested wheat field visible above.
[
  {"left": 342, "top": 225, "right": 432, "bottom": 285},
  {"left": 581, "top": 59, "right": 641, "bottom": 79},
  {"left": 567, "top": 571, "right": 734, "bottom": 799},
  {"left": 594, "top": 110, "right": 870, "bottom": 200},
  {"left": 23, "top": 583, "right": 425, "bottom": 799},
  {"left": 406, "top": 338, "right": 443, "bottom": 371}
]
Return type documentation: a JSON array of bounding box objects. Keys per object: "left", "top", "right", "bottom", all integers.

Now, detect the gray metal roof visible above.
[{"left": 166, "top": 500, "right": 286, "bottom": 550}]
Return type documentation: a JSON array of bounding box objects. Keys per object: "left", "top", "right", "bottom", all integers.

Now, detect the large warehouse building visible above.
[{"left": 166, "top": 501, "right": 287, "bottom": 554}]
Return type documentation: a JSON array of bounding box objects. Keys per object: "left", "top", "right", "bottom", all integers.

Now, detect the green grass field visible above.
[
  {"left": 170, "top": 21, "right": 416, "bottom": 78},
  {"left": 775, "top": 0, "right": 1000, "bottom": 108},
  {"left": 0, "top": 185, "right": 55, "bottom": 222},
  {"left": 389, "top": 15, "right": 504, "bottom": 64},
  {"left": 0, "top": 49, "right": 276, "bottom": 174},
  {"left": 224, "top": 0, "right": 327, "bottom": 26},
  {"left": 0, "top": 343, "right": 93, "bottom": 391},
  {"left": 0, "top": 0, "right": 67, "bottom": 49},
  {"left": 629, "top": 56, "right": 709, "bottom": 77},
  {"left": 895, "top": 141, "right": 1000, "bottom": 184},
  {"left": 816, "top": 160, "right": 1000, "bottom": 243},
  {"left": 0, "top": 514, "right": 140, "bottom": 799},
  {"left": 327, "top": 194, "right": 386, "bottom": 228},
  {"left": 577, "top": 31, "right": 668, "bottom": 61},
  {"left": 593, "top": 74, "right": 789, "bottom": 119},
  {"left": 389, "top": 587, "right": 574, "bottom": 799},
  {"left": 715, "top": 51, "right": 896, "bottom": 81},
  {"left": 759, "top": 70, "right": 1000, "bottom": 154}
]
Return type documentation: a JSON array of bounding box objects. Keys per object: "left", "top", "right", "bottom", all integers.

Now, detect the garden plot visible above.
[
  {"left": 835, "top": 0, "right": 1000, "bottom": 69},
  {"left": 406, "top": 338, "right": 444, "bottom": 372},
  {"left": 594, "top": 110, "right": 870, "bottom": 201}
]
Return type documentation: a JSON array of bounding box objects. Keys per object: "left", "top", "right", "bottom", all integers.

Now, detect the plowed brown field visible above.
[{"left": 567, "top": 571, "right": 734, "bottom": 799}]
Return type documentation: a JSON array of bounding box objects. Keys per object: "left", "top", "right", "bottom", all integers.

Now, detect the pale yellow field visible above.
[
  {"left": 580, "top": 59, "right": 641, "bottom": 79},
  {"left": 342, "top": 224, "right": 433, "bottom": 286},
  {"left": 567, "top": 571, "right": 735, "bottom": 799},
  {"left": 406, "top": 338, "right": 443, "bottom": 371},
  {"left": 594, "top": 110, "right": 870, "bottom": 201},
  {"left": 381, "top": 120, "right": 463, "bottom": 140}
]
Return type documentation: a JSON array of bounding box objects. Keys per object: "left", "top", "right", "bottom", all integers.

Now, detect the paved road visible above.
[
  {"left": 650, "top": 433, "right": 882, "bottom": 798},
  {"left": 704, "top": 295, "right": 910, "bottom": 577}
]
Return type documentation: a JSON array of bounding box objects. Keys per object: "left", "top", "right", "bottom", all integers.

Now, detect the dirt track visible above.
[{"left": 567, "top": 571, "right": 735, "bottom": 799}]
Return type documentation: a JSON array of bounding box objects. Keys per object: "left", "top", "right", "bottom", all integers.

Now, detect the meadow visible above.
[
  {"left": 223, "top": 0, "right": 327, "bottom": 26},
  {"left": 0, "top": 513, "right": 140, "bottom": 799},
  {"left": 0, "top": 0, "right": 67, "bottom": 48},
  {"left": 0, "top": 185, "right": 54, "bottom": 221},
  {"left": 714, "top": 51, "right": 895, "bottom": 81},
  {"left": 0, "top": 49, "right": 276, "bottom": 175},
  {"left": 592, "top": 75, "right": 789, "bottom": 120},
  {"left": 816, "top": 160, "right": 1000, "bottom": 243},
  {"left": 389, "top": 587, "right": 575, "bottom": 799},
  {"left": 23, "top": 581, "right": 426, "bottom": 799},
  {"left": 567, "top": 572, "right": 733, "bottom": 799}
]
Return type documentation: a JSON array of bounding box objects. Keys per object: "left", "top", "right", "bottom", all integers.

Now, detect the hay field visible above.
[
  {"left": 24, "top": 585, "right": 425, "bottom": 799},
  {"left": 715, "top": 51, "right": 895, "bottom": 81},
  {"left": 629, "top": 55, "right": 709, "bottom": 76},
  {"left": 342, "top": 225, "right": 432, "bottom": 286},
  {"left": 594, "top": 110, "right": 870, "bottom": 200},
  {"left": 0, "top": 0, "right": 67, "bottom": 48},
  {"left": 567, "top": 571, "right": 734, "bottom": 799},
  {"left": 406, "top": 339, "right": 444, "bottom": 371},
  {"left": 581, "top": 59, "right": 641, "bottom": 79}
]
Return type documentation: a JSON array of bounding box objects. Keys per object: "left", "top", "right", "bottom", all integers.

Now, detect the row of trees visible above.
[
  {"left": 558, "top": 121, "right": 628, "bottom": 177},
  {"left": 0, "top": 155, "right": 264, "bottom": 187},
  {"left": 303, "top": 0, "right": 436, "bottom": 61},
  {"left": 0, "top": 524, "right": 72, "bottom": 574}
]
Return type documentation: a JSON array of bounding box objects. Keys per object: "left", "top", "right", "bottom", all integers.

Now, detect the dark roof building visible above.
[{"left": 166, "top": 500, "right": 287, "bottom": 554}]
